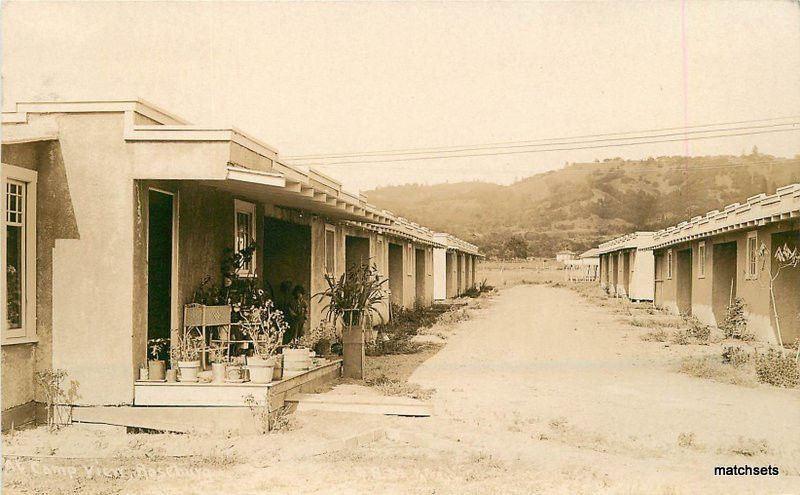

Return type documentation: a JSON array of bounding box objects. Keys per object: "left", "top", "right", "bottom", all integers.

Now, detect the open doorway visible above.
[
  {"left": 388, "top": 243, "right": 404, "bottom": 307},
  {"left": 263, "top": 217, "right": 311, "bottom": 343},
  {"left": 456, "top": 254, "right": 463, "bottom": 295},
  {"left": 147, "top": 189, "right": 177, "bottom": 346},
  {"left": 415, "top": 248, "right": 426, "bottom": 305},
  {"left": 346, "top": 235, "right": 371, "bottom": 270},
  {"left": 712, "top": 242, "right": 737, "bottom": 326},
  {"left": 611, "top": 253, "right": 618, "bottom": 295},
  {"left": 771, "top": 230, "right": 800, "bottom": 344},
  {"left": 676, "top": 249, "right": 693, "bottom": 315},
  {"left": 445, "top": 252, "right": 455, "bottom": 298},
  {"left": 621, "top": 251, "right": 631, "bottom": 297}
]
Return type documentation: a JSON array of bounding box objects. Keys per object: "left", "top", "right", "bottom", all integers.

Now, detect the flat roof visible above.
[
  {"left": 647, "top": 183, "right": 800, "bottom": 250},
  {"left": 2, "top": 98, "right": 481, "bottom": 254},
  {"left": 597, "top": 232, "right": 655, "bottom": 254}
]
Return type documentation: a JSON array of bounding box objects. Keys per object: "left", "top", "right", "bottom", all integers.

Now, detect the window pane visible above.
[
  {"left": 325, "top": 230, "right": 335, "bottom": 273},
  {"left": 236, "top": 211, "right": 253, "bottom": 272},
  {"left": 6, "top": 225, "right": 23, "bottom": 329}
]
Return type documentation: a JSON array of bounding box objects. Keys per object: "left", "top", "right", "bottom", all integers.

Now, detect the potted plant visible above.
[
  {"left": 147, "top": 338, "right": 169, "bottom": 381},
  {"left": 298, "top": 322, "right": 338, "bottom": 357},
  {"left": 316, "top": 262, "right": 387, "bottom": 379},
  {"left": 241, "top": 300, "right": 288, "bottom": 384},
  {"left": 208, "top": 343, "right": 228, "bottom": 383},
  {"left": 173, "top": 334, "right": 203, "bottom": 382}
]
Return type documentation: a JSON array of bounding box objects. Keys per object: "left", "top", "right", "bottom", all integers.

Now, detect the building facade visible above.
[
  {"left": 598, "top": 232, "right": 655, "bottom": 301},
  {"left": 0, "top": 99, "right": 480, "bottom": 428},
  {"left": 648, "top": 185, "right": 800, "bottom": 346},
  {"left": 433, "top": 233, "right": 482, "bottom": 300}
]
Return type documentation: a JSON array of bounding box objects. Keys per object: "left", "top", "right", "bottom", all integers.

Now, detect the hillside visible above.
[{"left": 364, "top": 153, "right": 800, "bottom": 258}]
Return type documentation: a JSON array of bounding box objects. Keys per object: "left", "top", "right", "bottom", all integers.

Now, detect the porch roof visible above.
[
  {"left": 2, "top": 99, "right": 393, "bottom": 224},
  {"left": 646, "top": 183, "right": 800, "bottom": 251},
  {"left": 347, "top": 219, "right": 447, "bottom": 248},
  {"left": 598, "top": 232, "right": 655, "bottom": 255},
  {"left": 432, "top": 233, "right": 483, "bottom": 257}
]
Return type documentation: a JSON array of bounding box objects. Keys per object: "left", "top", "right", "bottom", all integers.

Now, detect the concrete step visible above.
[
  {"left": 285, "top": 393, "right": 432, "bottom": 417},
  {"left": 71, "top": 406, "right": 257, "bottom": 434}
]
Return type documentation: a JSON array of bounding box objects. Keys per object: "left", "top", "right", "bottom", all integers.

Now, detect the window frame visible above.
[
  {"left": 666, "top": 249, "right": 673, "bottom": 280},
  {"left": 697, "top": 241, "right": 706, "bottom": 279},
  {"left": 324, "top": 224, "right": 337, "bottom": 275},
  {"left": 234, "top": 199, "right": 257, "bottom": 277},
  {"left": 2, "top": 164, "right": 38, "bottom": 345},
  {"left": 746, "top": 231, "right": 758, "bottom": 280}
]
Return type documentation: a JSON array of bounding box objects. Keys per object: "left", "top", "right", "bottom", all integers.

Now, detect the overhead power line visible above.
[
  {"left": 284, "top": 116, "right": 800, "bottom": 161},
  {"left": 295, "top": 126, "right": 800, "bottom": 166}
]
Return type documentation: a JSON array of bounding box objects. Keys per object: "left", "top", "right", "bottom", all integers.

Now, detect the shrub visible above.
[
  {"left": 720, "top": 297, "right": 753, "bottom": 340},
  {"left": 721, "top": 346, "right": 750, "bottom": 367},
  {"left": 683, "top": 316, "right": 711, "bottom": 342},
  {"left": 671, "top": 329, "right": 690, "bottom": 345},
  {"left": 754, "top": 349, "right": 800, "bottom": 388},
  {"left": 365, "top": 334, "right": 422, "bottom": 356}
]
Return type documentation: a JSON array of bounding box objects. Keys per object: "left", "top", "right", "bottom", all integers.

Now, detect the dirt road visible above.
[{"left": 5, "top": 285, "right": 799, "bottom": 494}]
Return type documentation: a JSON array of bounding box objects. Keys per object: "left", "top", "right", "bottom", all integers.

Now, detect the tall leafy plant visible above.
[{"left": 316, "top": 262, "right": 388, "bottom": 327}]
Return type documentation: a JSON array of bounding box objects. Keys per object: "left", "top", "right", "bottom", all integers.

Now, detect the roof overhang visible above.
[
  {"left": 646, "top": 184, "right": 800, "bottom": 251},
  {"left": 348, "top": 221, "right": 446, "bottom": 248},
  {"left": 598, "top": 232, "right": 655, "bottom": 254}
]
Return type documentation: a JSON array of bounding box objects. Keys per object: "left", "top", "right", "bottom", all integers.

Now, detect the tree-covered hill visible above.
[{"left": 364, "top": 153, "right": 800, "bottom": 258}]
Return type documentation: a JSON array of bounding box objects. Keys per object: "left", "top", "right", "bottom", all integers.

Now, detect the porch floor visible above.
[{"left": 69, "top": 360, "right": 342, "bottom": 433}]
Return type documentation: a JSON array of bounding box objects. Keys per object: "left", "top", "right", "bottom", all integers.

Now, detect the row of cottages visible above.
[
  {"left": 598, "top": 232, "right": 655, "bottom": 301},
  {"left": 0, "top": 99, "right": 482, "bottom": 429},
  {"left": 433, "top": 233, "right": 482, "bottom": 300},
  {"left": 647, "top": 184, "right": 800, "bottom": 346},
  {"left": 565, "top": 248, "right": 600, "bottom": 282}
]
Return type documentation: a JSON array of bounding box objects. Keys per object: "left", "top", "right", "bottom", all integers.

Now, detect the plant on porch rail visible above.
[
  {"left": 316, "top": 261, "right": 388, "bottom": 327},
  {"left": 239, "top": 299, "right": 288, "bottom": 360}
]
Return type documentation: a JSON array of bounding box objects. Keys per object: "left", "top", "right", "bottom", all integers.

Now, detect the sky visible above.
[{"left": 3, "top": 1, "right": 799, "bottom": 192}]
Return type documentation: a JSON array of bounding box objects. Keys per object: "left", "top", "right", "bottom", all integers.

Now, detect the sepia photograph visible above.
[{"left": 1, "top": 1, "right": 799, "bottom": 493}]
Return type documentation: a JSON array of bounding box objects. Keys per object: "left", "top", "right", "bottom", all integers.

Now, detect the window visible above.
[
  {"left": 407, "top": 243, "right": 413, "bottom": 276},
  {"left": 747, "top": 232, "right": 758, "bottom": 279},
  {"left": 698, "top": 241, "right": 706, "bottom": 278},
  {"left": 324, "top": 225, "right": 336, "bottom": 274},
  {"left": 2, "top": 164, "right": 37, "bottom": 344},
  {"left": 234, "top": 200, "right": 256, "bottom": 276},
  {"left": 666, "top": 249, "right": 673, "bottom": 279}
]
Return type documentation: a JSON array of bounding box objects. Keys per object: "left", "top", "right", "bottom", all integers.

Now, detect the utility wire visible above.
[
  {"left": 284, "top": 116, "right": 800, "bottom": 161},
  {"left": 301, "top": 127, "right": 800, "bottom": 166}
]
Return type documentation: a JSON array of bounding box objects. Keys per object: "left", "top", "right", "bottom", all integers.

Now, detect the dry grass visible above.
[
  {"left": 640, "top": 330, "right": 670, "bottom": 342},
  {"left": 678, "top": 355, "right": 758, "bottom": 387},
  {"left": 365, "top": 374, "right": 435, "bottom": 400},
  {"left": 476, "top": 260, "right": 564, "bottom": 288},
  {"left": 725, "top": 437, "right": 771, "bottom": 457}
]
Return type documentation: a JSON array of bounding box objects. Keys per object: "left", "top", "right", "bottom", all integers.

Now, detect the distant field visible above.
[{"left": 476, "top": 259, "right": 565, "bottom": 288}]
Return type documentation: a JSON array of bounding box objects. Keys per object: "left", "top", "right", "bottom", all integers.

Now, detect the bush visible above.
[
  {"left": 671, "top": 329, "right": 690, "bottom": 345},
  {"left": 754, "top": 349, "right": 800, "bottom": 388},
  {"left": 720, "top": 297, "right": 753, "bottom": 340},
  {"left": 683, "top": 316, "right": 711, "bottom": 342},
  {"left": 365, "top": 333, "right": 422, "bottom": 356},
  {"left": 721, "top": 346, "right": 750, "bottom": 367}
]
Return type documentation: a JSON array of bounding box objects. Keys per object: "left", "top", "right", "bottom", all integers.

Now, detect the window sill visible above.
[{"left": 2, "top": 336, "right": 39, "bottom": 346}]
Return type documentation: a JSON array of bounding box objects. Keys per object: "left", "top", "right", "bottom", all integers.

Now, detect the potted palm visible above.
[
  {"left": 316, "top": 262, "right": 387, "bottom": 379},
  {"left": 241, "top": 300, "right": 287, "bottom": 384}
]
